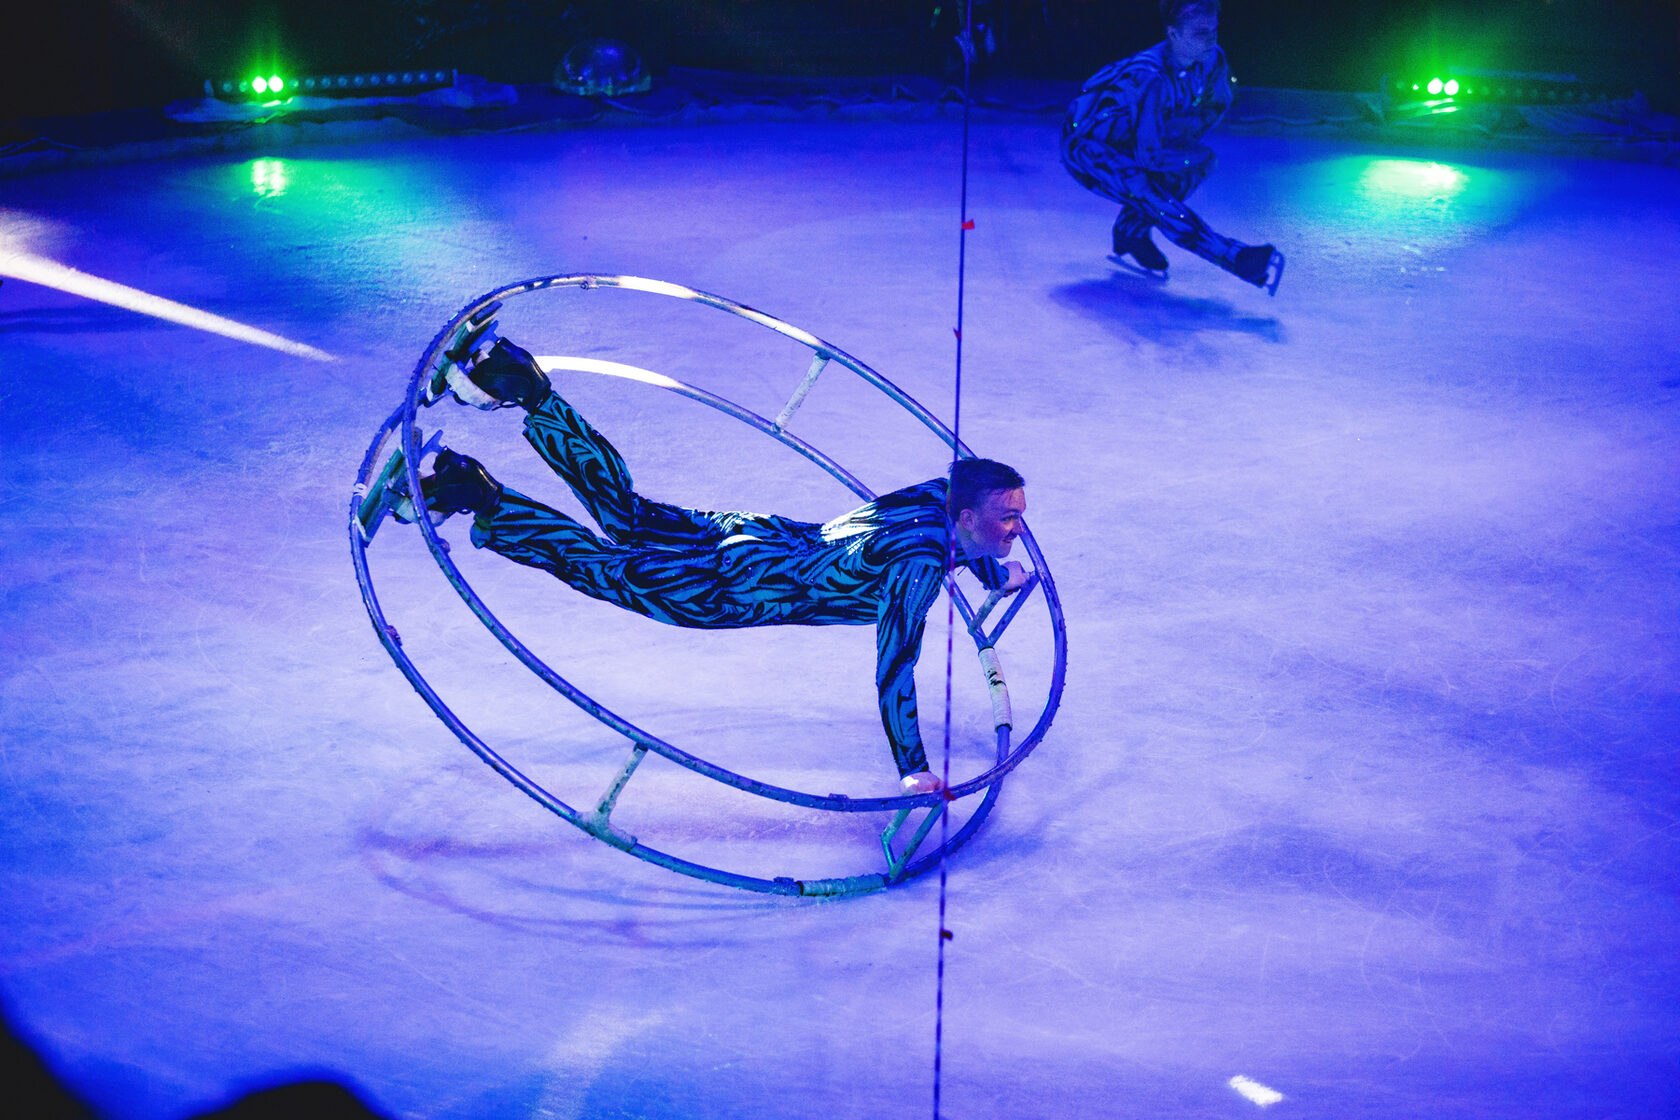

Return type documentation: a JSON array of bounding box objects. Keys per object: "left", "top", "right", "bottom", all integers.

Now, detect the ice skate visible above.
[
  {"left": 355, "top": 428, "right": 444, "bottom": 542},
  {"left": 422, "top": 301, "right": 502, "bottom": 405},
  {"left": 1233, "top": 243, "right": 1285, "bottom": 295},
  {"left": 1112, "top": 225, "right": 1169, "bottom": 275},
  {"left": 445, "top": 337, "right": 553, "bottom": 411},
  {"left": 408, "top": 448, "right": 503, "bottom": 519}
]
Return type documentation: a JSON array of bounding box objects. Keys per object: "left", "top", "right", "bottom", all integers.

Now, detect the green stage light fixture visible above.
[
  {"left": 206, "top": 69, "right": 457, "bottom": 104},
  {"left": 1384, "top": 68, "right": 1634, "bottom": 112},
  {"left": 1379, "top": 66, "right": 1636, "bottom": 124}
]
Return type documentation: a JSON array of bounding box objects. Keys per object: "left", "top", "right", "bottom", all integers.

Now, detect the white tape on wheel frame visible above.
[{"left": 978, "top": 646, "right": 1012, "bottom": 729}]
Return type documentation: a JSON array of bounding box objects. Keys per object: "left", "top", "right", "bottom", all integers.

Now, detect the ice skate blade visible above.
[
  {"left": 443, "top": 363, "right": 505, "bottom": 410},
  {"left": 1107, "top": 253, "right": 1167, "bottom": 281},
  {"left": 390, "top": 496, "right": 451, "bottom": 529},
  {"left": 1264, "top": 250, "right": 1285, "bottom": 296},
  {"left": 389, "top": 494, "right": 420, "bottom": 524}
]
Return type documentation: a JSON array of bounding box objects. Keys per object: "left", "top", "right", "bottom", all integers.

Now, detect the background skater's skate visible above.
[
  {"left": 1108, "top": 253, "right": 1169, "bottom": 282},
  {"left": 1232, "top": 243, "right": 1285, "bottom": 295},
  {"left": 1110, "top": 226, "right": 1169, "bottom": 280},
  {"left": 1102, "top": 256, "right": 1169, "bottom": 285}
]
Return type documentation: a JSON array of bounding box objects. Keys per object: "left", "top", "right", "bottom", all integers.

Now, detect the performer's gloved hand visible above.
[{"left": 901, "top": 771, "right": 945, "bottom": 794}]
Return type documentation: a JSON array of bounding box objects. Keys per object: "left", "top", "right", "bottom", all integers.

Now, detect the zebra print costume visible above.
[
  {"left": 469, "top": 392, "right": 1009, "bottom": 778},
  {"left": 1062, "top": 41, "right": 1249, "bottom": 272}
]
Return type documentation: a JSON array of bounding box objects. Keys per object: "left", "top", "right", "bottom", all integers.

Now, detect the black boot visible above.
[
  {"left": 1113, "top": 225, "right": 1169, "bottom": 272},
  {"left": 461, "top": 338, "right": 552, "bottom": 410},
  {"left": 421, "top": 449, "right": 502, "bottom": 517},
  {"left": 1233, "top": 244, "right": 1279, "bottom": 287}
]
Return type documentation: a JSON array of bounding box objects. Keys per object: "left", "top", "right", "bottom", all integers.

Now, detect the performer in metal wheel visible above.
[
  {"left": 410, "top": 335, "right": 1032, "bottom": 795},
  {"left": 1062, "top": 0, "right": 1284, "bottom": 292}
]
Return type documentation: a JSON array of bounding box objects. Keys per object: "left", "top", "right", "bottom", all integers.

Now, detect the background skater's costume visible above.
[
  {"left": 1062, "top": 40, "right": 1281, "bottom": 290},
  {"left": 446, "top": 366, "right": 1011, "bottom": 782}
]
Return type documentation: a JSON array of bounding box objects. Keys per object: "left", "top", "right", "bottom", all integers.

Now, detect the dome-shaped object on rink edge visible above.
[{"left": 555, "top": 39, "right": 651, "bottom": 97}]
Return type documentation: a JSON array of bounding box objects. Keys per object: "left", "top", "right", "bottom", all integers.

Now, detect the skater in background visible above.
[
  {"left": 410, "top": 336, "right": 1032, "bottom": 795},
  {"left": 1062, "top": 0, "right": 1283, "bottom": 291}
]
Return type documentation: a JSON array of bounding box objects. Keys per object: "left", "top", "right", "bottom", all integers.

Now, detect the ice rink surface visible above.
[{"left": 2, "top": 107, "right": 1677, "bottom": 1118}]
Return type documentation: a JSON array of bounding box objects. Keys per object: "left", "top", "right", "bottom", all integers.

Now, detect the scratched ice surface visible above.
[{"left": 2, "top": 113, "right": 1676, "bottom": 1118}]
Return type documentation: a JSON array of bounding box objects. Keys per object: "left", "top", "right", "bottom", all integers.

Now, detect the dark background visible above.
[{"left": 7, "top": 0, "right": 1679, "bottom": 120}]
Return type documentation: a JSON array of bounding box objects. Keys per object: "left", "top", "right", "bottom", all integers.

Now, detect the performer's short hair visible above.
[
  {"left": 1160, "top": 0, "right": 1219, "bottom": 27},
  {"left": 948, "top": 458, "right": 1025, "bottom": 517}
]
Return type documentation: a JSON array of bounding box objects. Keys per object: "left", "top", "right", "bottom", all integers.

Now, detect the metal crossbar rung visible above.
[
  {"left": 584, "top": 743, "right": 647, "bottom": 850},
  {"left": 880, "top": 799, "right": 947, "bottom": 879},
  {"left": 969, "top": 587, "right": 1008, "bottom": 632},
  {"left": 773, "top": 352, "right": 831, "bottom": 431},
  {"left": 969, "top": 571, "right": 1040, "bottom": 646},
  {"left": 947, "top": 578, "right": 979, "bottom": 632}
]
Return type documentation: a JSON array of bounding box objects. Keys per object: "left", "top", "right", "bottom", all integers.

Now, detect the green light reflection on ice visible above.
[
  {"left": 1356, "top": 158, "right": 1470, "bottom": 203},
  {"left": 251, "top": 158, "right": 290, "bottom": 198},
  {"left": 1296, "top": 155, "right": 1524, "bottom": 253}
]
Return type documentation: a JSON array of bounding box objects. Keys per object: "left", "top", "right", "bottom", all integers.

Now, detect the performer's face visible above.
[
  {"left": 1167, "top": 11, "right": 1220, "bottom": 69},
  {"left": 958, "top": 487, "right": 1027, "bottom": 559}
]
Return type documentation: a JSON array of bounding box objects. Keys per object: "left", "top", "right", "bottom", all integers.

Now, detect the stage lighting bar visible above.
[
  {"left": 1383, "top": 70, "right": 1634, "bottom": 110},
  {"left": 205, "top": 69, "right": 457, "bottom": 103}
]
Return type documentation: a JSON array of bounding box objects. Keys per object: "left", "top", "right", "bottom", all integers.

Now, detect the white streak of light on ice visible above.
[
  {"left": 0, "top": 245, "right": 336, "bottom": 362},
  {"left": 1229, "top": 1074, "right": 1285, "bottom": 1107},
  {"left": 531, "top": 1011, "right": 664, "bottom": 1120},
  {"left": 537, "top": 355, "right": 681, "bottom": 389}
]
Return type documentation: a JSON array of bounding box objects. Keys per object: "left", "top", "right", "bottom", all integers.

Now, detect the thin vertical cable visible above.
[{"left": 934, "top": 3, "right": 975, "bottom": 1117}]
